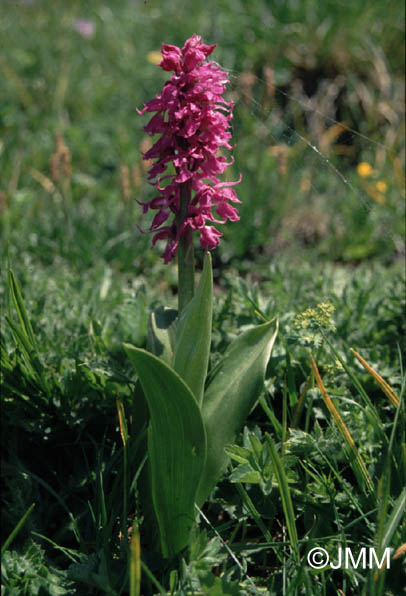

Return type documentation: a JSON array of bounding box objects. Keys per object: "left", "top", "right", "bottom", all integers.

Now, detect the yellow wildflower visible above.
[
  {"left": 147, "top": 51, "right": 162, "bottom": 65},
  {"left": 357, "top": 162, "right": 373, "bottom": 178},
  {"left": 375, "top": 180, "right": 387, "bottom": 193}
]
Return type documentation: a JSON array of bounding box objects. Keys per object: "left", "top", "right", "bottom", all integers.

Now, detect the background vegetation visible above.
[{"left": 1, "top": 0, "right": 405, "bottom": 594}]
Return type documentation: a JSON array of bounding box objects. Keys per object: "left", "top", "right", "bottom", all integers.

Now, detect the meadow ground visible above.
[{"left": 1, "top": 1, "right": 405, "bottom": 594}]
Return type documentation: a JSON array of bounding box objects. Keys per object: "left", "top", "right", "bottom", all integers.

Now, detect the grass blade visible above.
[
  {"left": 1, "top": 503, "right": 35, "bottom": 554},
  {"left": 7, "top": 269, "right": 37, "bottom": 350},
  {"left": 140, "top": 561, "right": 166, "bottom": 596},
  {"left": 381, "top": 487, "right": 406, "bottom": 551},
  {"left": 116, "top": 399, "right": 129, "bottom": 546},
  {"left": 233, "top": 481, "right": 273, "bottom": 543},
  {"left": 265, "top": 433, "right": 300, "bottom": 562},
  {"left": 6, "top": 269, "right": 50, "bottom": 397}
]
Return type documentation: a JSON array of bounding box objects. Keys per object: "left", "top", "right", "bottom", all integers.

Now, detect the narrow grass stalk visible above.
[
  {"left": 0, "top": 54, "right": 32, "bottom": 108},
  {"left": 1, "top": 503, "right": 35, "bottom": 554},
  {"left": 299, "top": 457, "right": 374, "bottom": 532},
  {"left": 373, "top": 566, "right": 388, "bottom": 596},
  {"left": 282, "top": 385, "right": 288, "bottom": 452},
  {"left": 31, "top": 532, "right": 81, "bottom": 564},
  {"left": 374, "top": 374, "right": 404, "bottom": 535},
  {"left": 375, "top": 449, "right": 392, "bottom": 560},
  {"left": 380, "top": 487, "right": 406, "bottom": 551},
  {"left": 387, "top": 385, "right": 404, "bottom": 468},
  {"left": 351, "top": 348, "right": 400, "bottom": 408},
  {"left": 129, "top": 521, "right": 141, "bottom": 596},
  {"left": 265, "top": 434, "right": 300, "bottom": 562},
  {"left": 25, "top": 470, "right": 82, "bottom": 545},
  {"left": 196, "top": 505, "right": 263, "bottom": 595},
  {"left": 260, "top": 390, "right": 283, "bottom": 439},
  {"left": 311, "top": 355, "right": 375, "bottom": 496},
  {"left": 177, "top": 182, "right": 195, "bottom": 314},
  {"left": 140, "top": 561, "right": 166, "bottom": 596},
  {"left": 233, "top": 481, "right": 273, "bottom": 543},
  {"left": 98, "top": 468, "right": 108, "bottom": 530},
  {"left": 116, "top": 398, "right": 129, "bottom": 545},
  {"left": 291, "top": 377, "right": 310, "bottom": 428},
  {"left": 304, "top": 378, "right": 314, "bottom": 434},
  {"left": 292, "top": 344, "right": 323, "bottom": 430}
]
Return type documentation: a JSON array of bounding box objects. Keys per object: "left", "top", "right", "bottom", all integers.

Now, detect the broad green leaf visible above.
[
  {"left": 173, "top": 252, "right": 212, "bottom": 405},
  {"left": 146, "top": 306, "right": 177, "bottom": 364},
  {"left": 196, "top": 319, "right": 278, "bottom": 505},
  {"left": 124, "top": 344, "right": 206, "bottom": 557}
]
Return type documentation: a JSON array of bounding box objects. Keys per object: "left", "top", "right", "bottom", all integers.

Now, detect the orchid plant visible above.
[{"left": 124, "top": 35, "right": 278, "bottom": 558}]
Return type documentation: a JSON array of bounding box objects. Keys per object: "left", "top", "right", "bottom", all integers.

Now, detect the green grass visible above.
[
  {"left": 2, "top": 260, "right": 404, "bottom": 594},
  {"left": 1, "top": 0, "right": 405, "bottom": 594}
]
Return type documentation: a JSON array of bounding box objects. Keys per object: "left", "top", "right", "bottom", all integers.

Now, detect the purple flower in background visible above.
[
  {"left": 73, "top": 20, "right": 95, "bottom": 39},
  {"left": 138, "top": 34, "right": 241, "bottom": 263}
]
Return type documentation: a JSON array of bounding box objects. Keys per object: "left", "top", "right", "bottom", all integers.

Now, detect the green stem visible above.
[{"left": 177, "top": 182, "right": 195, "bottom": 314}]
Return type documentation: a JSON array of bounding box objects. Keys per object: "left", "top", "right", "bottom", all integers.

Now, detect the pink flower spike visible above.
[{"left": 138, "top": 35, "right": 241, "bottom": 262}]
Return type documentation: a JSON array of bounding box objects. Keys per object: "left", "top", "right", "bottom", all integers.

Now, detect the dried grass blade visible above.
[
  {"left": 129, "top": 521, "right": 141, "bottom": 596},
  {"left": 351, "top": 348, "right": 399, "bottom": 408},
  {"left": 311, "top": 355, "right": 374, "bottom": 495}
]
